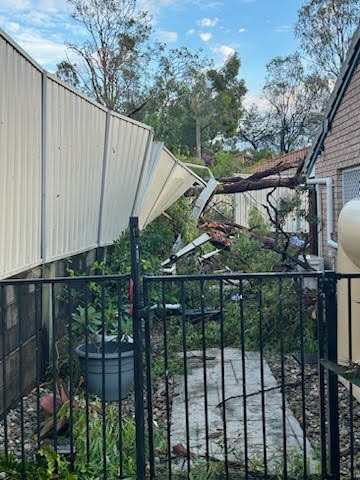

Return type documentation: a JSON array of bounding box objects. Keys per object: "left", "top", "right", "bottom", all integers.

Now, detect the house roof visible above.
[
  {"left": 304, "top": 26, "right": 360, "bottom": 176},
  {"left": 245, "top": 147, "right": 309, "bottom": 174}
]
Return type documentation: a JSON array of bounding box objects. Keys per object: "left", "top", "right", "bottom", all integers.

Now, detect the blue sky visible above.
[{"left": 0, "top": 0, "right": 305, "bottom": 102}]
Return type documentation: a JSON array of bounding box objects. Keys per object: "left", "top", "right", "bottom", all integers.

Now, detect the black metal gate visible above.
[{"left": 139, "top": 270, "right": 342, "bottom": 480}]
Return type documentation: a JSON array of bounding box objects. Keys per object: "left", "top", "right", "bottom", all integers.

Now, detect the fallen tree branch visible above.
[
  {"left": 200, "top": 219, "right": 311, "bottom": 271},
  {"left": 216, "top": 370, "right": 318, "bottom": 408},
  {"left": 185, "top": 159, "right": 305, "bottom": 197}
]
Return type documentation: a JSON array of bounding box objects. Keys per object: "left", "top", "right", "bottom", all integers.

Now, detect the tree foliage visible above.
[
  {"left": 295, "top": 0, "right": 360, "bottom": 79},
  {"left": 239, "top": 54, "right": 329, "bottom": 154},
  {"left": 206, "top": 53, "right": 247, "bottom": 141},
  {"left": 55, "top": 1, "right": 247, "bottom": 157},
  {"left": 262, "top": 53, "right": 329, "bottom": 153},
  {"left": 140, "top": 50, "right": 246, "bottom": 158},
  {"left": 56, "top": 0, "right": 159, "bottom": 114},
  {"left": 237, "top": 104, "right": 274, "bottom": 151}
]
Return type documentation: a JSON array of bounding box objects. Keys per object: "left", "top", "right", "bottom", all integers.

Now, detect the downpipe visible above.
[{"left": 306, "top": 177, "right": 338, "bottom": 249}]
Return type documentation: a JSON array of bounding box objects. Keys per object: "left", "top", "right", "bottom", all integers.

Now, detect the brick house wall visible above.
[{"left": 311, "top": 61, "right": 360, "bottom": 268}]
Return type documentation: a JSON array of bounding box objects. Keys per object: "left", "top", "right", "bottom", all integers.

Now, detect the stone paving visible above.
[{"left": 171, "top": 347, "right": 317, "bottom": 473}]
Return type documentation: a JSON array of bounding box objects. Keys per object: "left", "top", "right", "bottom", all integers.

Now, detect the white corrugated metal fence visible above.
[{"left": 0, "top": 29, "right": 204, "bottom": 279}]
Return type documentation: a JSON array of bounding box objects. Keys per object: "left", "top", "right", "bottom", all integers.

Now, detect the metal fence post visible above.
[
  {"left": 130, "top": 216, "right": 146, "bottom": 480},
  {"left": 324, "top": 272, "right": 340, "bottom": 480}
]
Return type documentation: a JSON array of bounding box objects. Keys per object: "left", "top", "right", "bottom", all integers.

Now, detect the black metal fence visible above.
[
  {"left": 1, "top": 251, "right": 360, "bottom": 478},
  {"left": 142, "top": 271, "right": 340, "bottom": 480}
]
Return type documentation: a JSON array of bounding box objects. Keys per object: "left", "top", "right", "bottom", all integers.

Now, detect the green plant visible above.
[
  {"left": 321, "top": 360, "right": 360, "bottom": 387},
  {"left": 38, "top": 387, "right": 164, "bottom": 480},
  {"left": 248, "top": 448, "right": 320, "bottom": 479},
  {"left": 0, "top": 447, "right": 77, "bottom": 479},
  {"left": 72, "top": 303, "right": 132, "bottom": 344},
  {"left": 70, "top": 399, "right": 164, "bottom": 480}
]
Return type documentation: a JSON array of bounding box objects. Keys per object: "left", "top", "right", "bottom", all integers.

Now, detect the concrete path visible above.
[{"left": 171, "top": 348, "right": 317, "bottom": 473}]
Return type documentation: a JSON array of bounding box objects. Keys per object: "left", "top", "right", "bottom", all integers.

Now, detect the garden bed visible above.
[{"left": 266, "top": 353, "right": 360, "bottom": 477}]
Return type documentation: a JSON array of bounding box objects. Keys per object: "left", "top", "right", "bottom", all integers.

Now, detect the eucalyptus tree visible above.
[
  {"left": 237, "top": 104, "right": 274, "bottom": 152},
  {"left": 295, "top": 0, "right": 360, "bottom": 79},
  {"left": 140, "top": 49, "right": 246, "bottom": 159},
  {"left": 262, "top": 53, "right": 329, "bottom": 154},
  {"left": 206, "top": 53, "right": 247, "bottom": 151},
  {"left": 56, "top": 0, "right": 160, "bottom": 114}
]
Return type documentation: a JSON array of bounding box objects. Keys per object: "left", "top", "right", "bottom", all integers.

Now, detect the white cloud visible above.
[
  {"left": 187, "top": 28, "right": 195, "bottom": 35},
  {"left": 198, "top": 17, "right": 218, "bottom": 27},
  {"left": 157, "top": 30, "right": 178, "bottom": 42},
  {"left": 5, "top": 21, "right": 21, "bottom": 33},
  {"left": 243, "top": 92, "right": 270, "bottom": 111},
  {"left": 10, "top": 29, "right": 68, "bottom": 68},
  {"left": 275, "top": 24, "right": 291, "bottom": 33},
  {"left": 200, "top": 32, "right": 212, "bottom": 42},
  {"left": 212, "top": 45, "right": 235, "bottom": 58},
  {"left": 238, "top": 27, "right": 246, "bottom": 33}
]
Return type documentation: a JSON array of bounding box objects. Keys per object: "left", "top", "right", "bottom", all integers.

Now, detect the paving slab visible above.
[{"left": 170, "top": 348, "right": 317, "bottom": 473}]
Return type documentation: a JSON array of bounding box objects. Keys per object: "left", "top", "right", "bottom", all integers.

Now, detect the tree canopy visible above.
[
  {"left": 56, "top": 0, "right": 159, "bottom": 113},
  {"left": 295, "top": 0, "right": 360, "bottom": 79},
  {"left": 239, "top": 53, "right": 329, "bottom": 155},
  {"left": 56, "top": 1, "right": 246, "bottom": 159}
]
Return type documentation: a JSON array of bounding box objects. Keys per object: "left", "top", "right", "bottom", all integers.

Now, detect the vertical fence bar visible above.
[
  {"left": 258, "top": 278, "right": 268, "bottom": 479},
  {"left": 179, "top": 280, "right": 191, "bottom": 477},
  {"left": 35, "top": 283, "right": 42, "bottom": 452},
  {"left": 324, "top": 272, "right": 340, "bottom": 480},
  {"left": 17, "top": 285, "right": 26, "bottom": 479},
  {"left": 117, "top": 281, "right": 124, "bottom": 479},
  {"left": 130, "top": 216, "right": 146, "bottom": 480},
  {"left": 66, "top": 282, "right": 75, "bottom": 467},
  {"left": 317, "top": 276, "right": 327, "bottom": 479},
  {"left": 347, "top": 278, "right": 354, "bottom": 480},
  {"left": 279, "top": 278, "right": 288, "bottom": 480},
  {"left": 298, "top": 277, "right": 308, "bottom": 478},
  {"left": 219, "top": 279, "right": 229, "bottom": 479},
  {"left": 143, "top": 279, "right": 155, "bottom": 479},
  {"left": 161, "top": 280, "right": 172, "bottom": 480},
  {"left": 1, "top": 285, "right": 8, "bottom": 457},
  {"left": 50, "top": 282, "right": 58, "bottom": 454},
  {"left": 200, "top": 278, "right": 210, "bottom": 461},
  {"left": 239, "top": 279, "right": 248, "bottom": 478}
]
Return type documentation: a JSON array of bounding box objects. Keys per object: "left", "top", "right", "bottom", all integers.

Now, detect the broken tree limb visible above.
[
  {"left": 185, "top": 159, "right": 305, "bottom": 197},
  {"left": 200, "top": 219, "right": 312, "bottom": 271}
]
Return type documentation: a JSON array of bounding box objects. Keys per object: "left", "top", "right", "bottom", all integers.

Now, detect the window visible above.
[{"left": 342, "top": 166, "right": 360, "bottom": 205}]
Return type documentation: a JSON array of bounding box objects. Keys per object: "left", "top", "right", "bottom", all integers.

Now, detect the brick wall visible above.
[
  {"left": 313, "top": 62, "right": 360, "bottom": 267},
  {"left": 0, "top": 248, "right": 98, "bottom": 414}
]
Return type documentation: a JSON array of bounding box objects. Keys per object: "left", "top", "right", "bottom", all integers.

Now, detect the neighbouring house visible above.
[
  {"left": 304, "top": 26, "right": 360, "bottom": 270},
  {"left": 245, "top": 146, "right": 309, "bottom": 175},
  {"left": 232, "top": 147, "right": 309, "bottom": 233}
]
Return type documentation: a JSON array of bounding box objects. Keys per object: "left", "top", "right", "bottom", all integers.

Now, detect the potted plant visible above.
[{"left": 73, "top": 303, "right": 134, "bottom": 401}]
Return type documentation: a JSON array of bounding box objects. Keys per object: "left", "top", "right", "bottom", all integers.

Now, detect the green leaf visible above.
[{"left": 321, "top": 359, "right": 360, "bottom": 387}]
